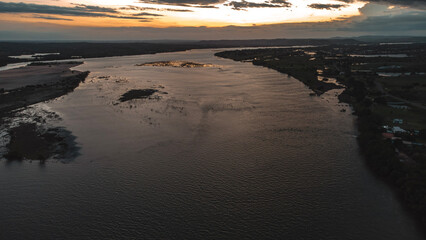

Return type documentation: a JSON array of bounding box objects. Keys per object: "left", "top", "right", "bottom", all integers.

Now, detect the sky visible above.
[{"left": 0, "top": 0, "right": 425, "bottom": 40}]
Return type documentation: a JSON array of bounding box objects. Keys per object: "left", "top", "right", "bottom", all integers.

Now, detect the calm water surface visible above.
[{"left": 0, "top": 49, "right": 423, "bottom": 239}]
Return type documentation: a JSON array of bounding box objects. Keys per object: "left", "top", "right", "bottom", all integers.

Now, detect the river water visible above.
[{"left": 0, "top": 49, "right": 423, "bottom": 239}]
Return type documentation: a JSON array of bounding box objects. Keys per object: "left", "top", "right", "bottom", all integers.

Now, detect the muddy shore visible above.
[
  {"left": 0, "top": 62, "right": 88, "bottom": 161},
  {"left": 0, "top": 62, "right": 88, "bottom": 114}
]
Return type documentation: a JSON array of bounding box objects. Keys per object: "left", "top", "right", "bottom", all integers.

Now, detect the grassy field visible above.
[{"left": 377, "top": 75, "right": 426, "bottom": 105}]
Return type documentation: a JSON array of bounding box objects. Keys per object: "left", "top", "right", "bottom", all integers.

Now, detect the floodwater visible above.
[{"left": 0, "top": 49, "right": 423, "bottom": 239}]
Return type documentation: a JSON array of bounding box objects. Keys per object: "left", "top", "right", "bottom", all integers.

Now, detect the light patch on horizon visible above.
[
  {"left": 0, "top": 0, "right": 366, "bottom": 27},
  {"left": 163, "top": 0, "right": 366, "bottom": 26}
]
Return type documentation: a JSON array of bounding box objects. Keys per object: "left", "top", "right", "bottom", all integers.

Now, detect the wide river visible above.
[{"left": 0, "top": 49, "right": 423, "bottom": 239}]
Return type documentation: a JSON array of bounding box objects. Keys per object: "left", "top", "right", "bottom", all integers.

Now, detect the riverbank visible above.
[
  {"left": 0, "top": 62, "right": 89, "bottom": 113},
  {"left": 0, "top": 39, "right": 365, "bottom": 68},
  {"left": 215, "top": 49, "right": 342, "bottom": 95},
  {"left": 216, "top": 44, "right": 426, "bottom": 234},
  {"left": 0, "top": 62, "right": 88, "bottom": 161}
]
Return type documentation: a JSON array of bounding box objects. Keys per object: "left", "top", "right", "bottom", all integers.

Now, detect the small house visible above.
[
  {"left": 387, "top": 102, "right": 409, "bottom": 110},
  {"left": 393, "top": 119, "right": 403, "bottom": 124},
  {"left": 389, "top": 104, "right": 409, "bottom": 110},
  {"left": 382, "top": 133, "right": 394, "bottom": 139},
  {"left": 392, "top": 126, "right": 407, "bottom": 133}
]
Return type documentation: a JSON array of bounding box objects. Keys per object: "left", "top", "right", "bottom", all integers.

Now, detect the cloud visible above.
[
  {"left": 121, "top": 6, "right": 193, "bottom": 12},
  {"left": 1, "top": 8, "right": 425, "bottom": 41},
  {"left": 72, "top": 4, "right": 118, "bottom": 13},
  {"left": 344, "top": 11, "right": 426, "bottom": 31},
  {"left": 0, "top": 2, "right": 115, "bottom": 16},
  {"left": 0, "top": 1, "right": 158, "bottom": 20},
  {"left": 32, "top": 15, "right": 73, "bottom": 21},
  {"left": 132, "top": 12, "right": 163, "bottom": 17},
  {"left": 0, "top": 0, "right": 425, "bottom": 40},
  {"left": 225, "top": 0, "right": 291, "bottom": 10},
  {"left": 338, "top": 0, "right": 426, "bottom": 9},
  {"left": 138, "top": 0, "right": 226, "bottom": 6},
  {"left": 308, "top": 3, "right": 347, "bottom": 10}
]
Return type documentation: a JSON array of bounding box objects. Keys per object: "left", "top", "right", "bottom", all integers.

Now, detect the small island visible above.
[{"left": 119, "top": 89, "right": 158, "bottom": 102}]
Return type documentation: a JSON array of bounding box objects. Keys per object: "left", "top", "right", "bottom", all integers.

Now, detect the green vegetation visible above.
[
  {"left": 377, "top": 75, "right": 426, "bottom": 104},
  {"left": 5, "top": 123, "right": 60, "bottom": 161}
]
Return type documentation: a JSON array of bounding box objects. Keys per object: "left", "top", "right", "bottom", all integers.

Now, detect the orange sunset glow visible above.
[{"left": 0, "top": 0, "right": 366, "bottom": 27}]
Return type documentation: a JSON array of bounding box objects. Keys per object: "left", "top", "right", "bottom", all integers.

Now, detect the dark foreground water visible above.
[{"left": 0, "top": 49, "right": 423, "bottom": 239}]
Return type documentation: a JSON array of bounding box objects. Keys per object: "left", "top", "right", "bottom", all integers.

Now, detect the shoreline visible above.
[
  {"left": 0, "top": 62, "right": 89, "bottom": 161},
  {"left": 0, "top": 39, "right": 363, "bottom": 68},
  {"left": 215, "top": 47, "right": 426, "bottom": 236},
  {"left": 215, "top": 49, "right": 342, "bottom": 95},
  {"left": 0, "top": 62, "right": 89, "bottom": 114}
]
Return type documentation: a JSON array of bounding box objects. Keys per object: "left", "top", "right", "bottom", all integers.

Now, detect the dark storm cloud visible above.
[
  {"left": 338, "top": 0, "right": 426, "bottom": 9},
  {"left": 132, "top": 12, "right": 163, "bottom": 16},
  {"left": 71, "top": 4, "right": 118, "bottom": 13},
  {"left": 120, "top": 6, "right": 193, "bottom": 12},
  {"left": 344, "top": 11, "right": 426, "bottom": 31},
  {"left": 225, "top": 0, "right": 291, "bottom": 10},
  {"left": 308, "top": 3, "right": 347, "bottom": 10},
  {"left": 138, "top": 0, "right": 226, "bottom": 6},
  {"left": 109, "top": 16, "right": 153, "bottom": 20},
  {"left": 32, "top": 15, "right": 73, "bottom": 21},
  {"left": 140, "top": 0, "right": 426, "bottom": 10},
  {"left": 0, "top": 2, "right": 116, "bottom": 16},
  {"left": 270, "top": 0, "right": 291, "bottom": 3},
  {"left": 0, "top": 1, "right": 158, "bottom": 20}
]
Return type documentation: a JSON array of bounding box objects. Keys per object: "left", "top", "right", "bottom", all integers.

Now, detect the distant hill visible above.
[
  {"left": 2, "top": 36, "right": 425, "bottom": 67},
  {"left": 198, "top": 38, "right": 360, "bottom": 47},
  {"left": 354, "top": 36, "right": 426, "bottom": 43}
]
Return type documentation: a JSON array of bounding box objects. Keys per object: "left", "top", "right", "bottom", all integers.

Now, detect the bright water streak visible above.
[
  {"left": 0, "top": 49, "right": 423, "bottom": 239},
  {"left": 0, "top": 62, "right": 30, "bottom": 71}
]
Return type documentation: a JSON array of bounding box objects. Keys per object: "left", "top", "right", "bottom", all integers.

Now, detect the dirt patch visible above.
[{"left": 0, "top": 62, "right": 84, "bottom": 90}]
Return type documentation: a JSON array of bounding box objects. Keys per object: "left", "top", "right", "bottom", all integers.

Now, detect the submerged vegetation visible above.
[
  {"left": 4, "top": 123, "right": 77, "bottom": 161},
  {"left": 0, "top": 62, "right": 88, "bottom": 161},
  {"left": 217, "top": 43, "right": 426, "bottom": 231},
  {"left": 136, "top": 61, "right": 215, "bottom": 68},
  {"left": 119, "top": 89, "right": 158, "bottom": 102}
]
